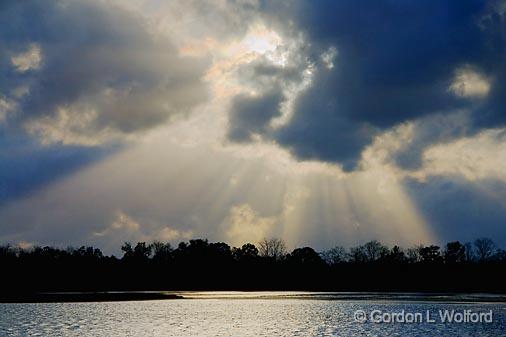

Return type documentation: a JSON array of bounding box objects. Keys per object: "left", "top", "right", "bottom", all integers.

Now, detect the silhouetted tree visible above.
[
  {"left": 444, "top": 241, "right": 466, "bottom": 264},
  {"left": 493, "top": 249, "right": 506, "bottom": 262},
  {"left": 320, "top": 246, "right": 347, "bottom": 266},
  {"left": 121, "top": 242, "right": 153, "bottom": 262},
  {"left": 288, "top": 247, "right": 325, "bottom": 266},
  {"left": 474, "top": 238, "right": 496, "bottom": 261},
  {"left": 134, "top": 242, "right": 152, "bottom": 259},
  {"left": 363, "top": 240, "right": 389, "bottom": 262},
  {"left": 406, "top": 245, "right": 423, "bottom": 263},
  {"left": 174, "top": 239, "right": 209, "bottom": 264},
  {"left": 2, "top": 237, "right": 506, "bottom": 294},
  {"left": 349, "top": 246, "right": 368, "bottom": 263},
  {"left": 0, "top": 245, "right": 16, "bottom": 259},
  {"left": 385, "top": 246, "right": 406, "bottom": 264},
  {"left": 348, "top": 241, "right": 389, "bottom": 263},
  {"left": 258, "top": 238, "right": 287, "bottom": 261},
  {"left": 209, "top": 242, "right": 233, "bottom": 264},
  {"left": 121, "top": 242, "right": 134, "bottom": 259},
  {"left": 232, "top": 243, "right": 259, "bottom": 262},
  {"left": 464, "top": 242, "right": 475, "bottom": 262},
  {"left": 419, "top": 245, "right": 442, "bottom": 264},
  {"left": 152, "top": 241, "right": 173, "bottom": 264}
]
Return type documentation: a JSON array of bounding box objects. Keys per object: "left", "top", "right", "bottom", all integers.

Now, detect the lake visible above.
[{"left": 1, "top": 292, "right": 505, "bottom": 336}]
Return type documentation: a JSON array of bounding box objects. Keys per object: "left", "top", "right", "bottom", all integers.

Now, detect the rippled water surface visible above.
[{"left": 1, "top": 293, "right": 505, "bottom": 336}]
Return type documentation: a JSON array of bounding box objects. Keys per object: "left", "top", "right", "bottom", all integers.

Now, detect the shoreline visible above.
[
  {"left": 1, "top": 291, "right": 506, "bottom": 303},
  {"left": 0, "top": 292, "right": 182, "bottom": 303}
]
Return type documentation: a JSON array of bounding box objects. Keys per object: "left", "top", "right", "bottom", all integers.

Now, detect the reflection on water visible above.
[
  {"left": 174, "top": 291, "right": 506, "bottom": 302},
  {"left": 1, "top": 293, "right": 505, "bottom": 336}
]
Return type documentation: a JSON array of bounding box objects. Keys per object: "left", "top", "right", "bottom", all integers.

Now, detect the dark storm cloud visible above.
[
  {"left": 227, "top": 57, "right": 306, "bottom": 142},
  {"left": 394, "top": 112, "right": 471, "bottom": 169},
  {"left": 0, "top": 0, "right": 208, "bottom": 137},
  {"left": 229, "top": 0, "right": 506, "bottom": 170},
  {"left": 405, "top": 176, "right": 506, "bottom": 247},
  {"left": 0, "top": 0, "right": 210, "bottom": 205},
  {"left": 0, "top": 133, "right": 115, "bottom": 206},
  {"left": 278, "top": 0, "right": 485, "bottom": 168},
  {"left": 474, "top": 5, "right": 506, "bottom": 127},
  {"left": 228, "top": 91, "right": 284, "bottom": 142}
]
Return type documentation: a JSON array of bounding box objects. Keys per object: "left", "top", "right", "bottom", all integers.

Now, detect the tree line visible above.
[{"left": 1, "top": 238, "right": 505, "bottom": 294}]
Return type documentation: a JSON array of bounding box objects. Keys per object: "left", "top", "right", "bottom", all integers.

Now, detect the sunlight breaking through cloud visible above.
[{"left": 2, "top": 0, "right": 506, "bottom": 251}]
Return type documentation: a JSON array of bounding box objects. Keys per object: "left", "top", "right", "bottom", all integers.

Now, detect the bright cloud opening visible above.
[
  {"left": 449, "top": 65, "right": 491, "bottom": 99},
  {"left": 11, "top": 43, "right": 42, "bottom": 73}
]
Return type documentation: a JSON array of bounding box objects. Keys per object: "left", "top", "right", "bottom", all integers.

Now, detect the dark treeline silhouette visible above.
[{"left": 1, "top": 237, "right": 505, "bottom": 294}]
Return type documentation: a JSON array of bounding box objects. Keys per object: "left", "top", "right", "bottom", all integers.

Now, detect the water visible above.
[{"left": 1, "top": 293, "right": 505, "bottom": 336}]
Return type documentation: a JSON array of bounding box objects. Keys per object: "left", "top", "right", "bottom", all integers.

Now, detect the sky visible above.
[{"left": 1, "top": 0, "right": 506, "bottom": 254}]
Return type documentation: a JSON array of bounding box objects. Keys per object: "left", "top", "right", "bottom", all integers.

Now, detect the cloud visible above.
[
  {"left": 413, "top": 128, "right": 506, "bottom": 182},
  {"left": 94, "top": 211, "right": 141, "bottom": 237},
  {"left": 359, "top": 112, "right": 506, "bottom": 183},
  {"left": 93, "top": 210, "right": 193, "bottom": 246},
  {"left": 224, "top": 204, "right": 277, "bottom": 246},
  {"left": 228, "top": 91, "right": 284, "bottom": 142},
  {"left": 24, "top": 106, "right": 118, "bottom": 146},
  {"left": 119, "top": 0, "right": 264, "bottom": 45},
  {"left": 405, "top": 176, "right": 506, "bottom": 247},
  {"left": 223, "top": 0, "right": 506, "bottom": 170},
  {"left": 449, "top": 65, "right": 491, "bottom": 99},
  {"left": 392, "top": 111, "right": 472, "bottom": 170},
  {"left": 10, "top": 43, "right": 42, "bottom": 73},
  {"left": 2, "top": 0, "right": 506, "bottom": 253},
  {"left": 320, "top": 46, "right": 337, "bottom": 70},
  {"left": 0, "top": 133, "right": 114, "bottom": 206},
  {"left": 0, "top": 0, "right": 209, "bottom": 145},
  {"left": 0, "top": 96, "right": 15, "bottom": 122}
]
